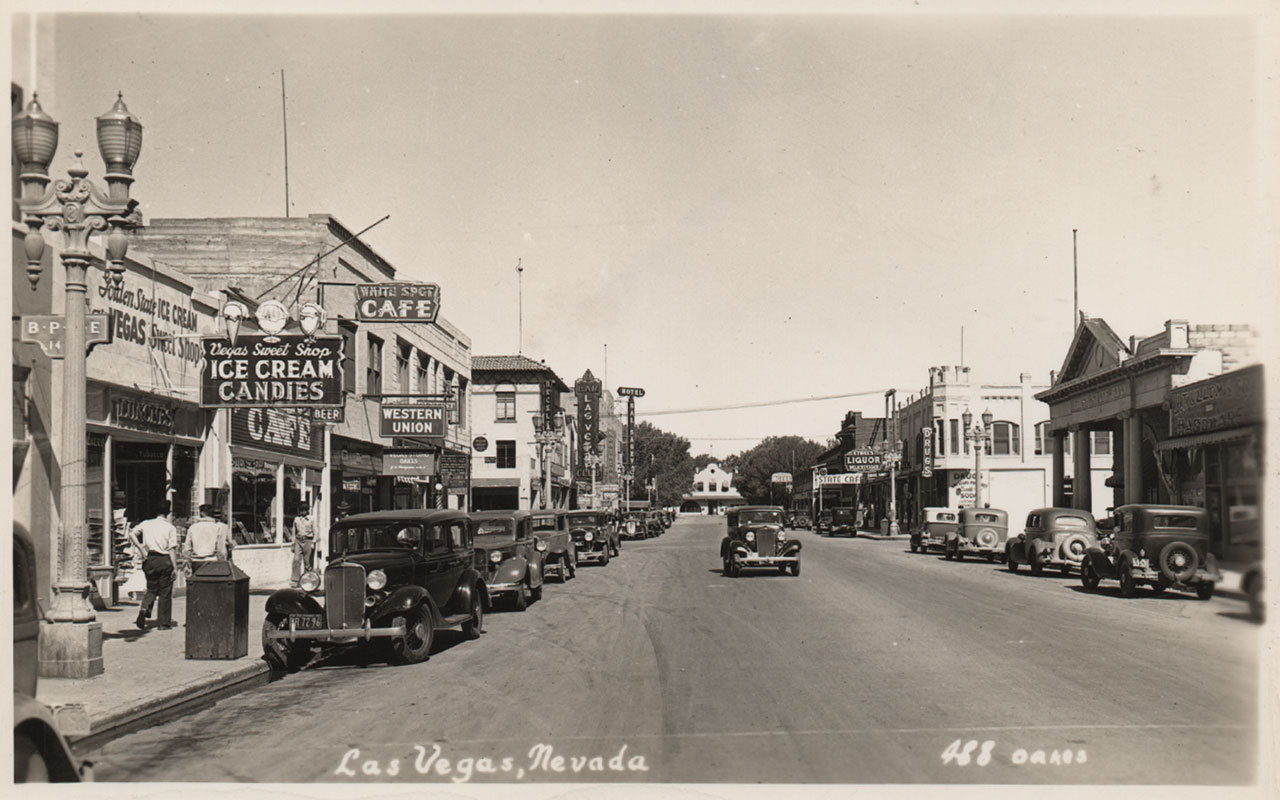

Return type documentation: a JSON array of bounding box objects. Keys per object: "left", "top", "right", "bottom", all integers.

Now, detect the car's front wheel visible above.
[
  {"left": 1196, "top": 582, "right": 1215, "bottom": 601},
  {"left": 1118, "top": 564, "right": 1138, "bottom": 598},
  {"left": 1080, "top": 556, "right": 1101, "bottom": 590},
  {"left": 600, "top": 546, "right": 610, "bottom": 566},
  {"left": 790, "top": 561, "right": 801, "bottom": 577},
  {"left": 1007, "top": 549, "right": 1019, "bottom": 572},
  {"left": 262, "top": 613, "right": 312, "bottom": 673},
  {"left": 530, "top": 580, "right": 542, "bottom": 603},
  {"left": 390, "top": 605, "right": 433, "bottom": 665},
  {"left": 462, "top": 591, "right": 483, "bottom": 640},
  {"left": 512, "top": 583, "right": 529, "bottom": 611},
  {"left": 1028, "top": 552, "right": 1042, "bottom": 576},
  {"left": 14, "top": 732, "right": 50, "bottom": 782}
]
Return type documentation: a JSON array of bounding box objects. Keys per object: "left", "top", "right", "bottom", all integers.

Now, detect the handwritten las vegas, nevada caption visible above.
[{"left": 333, "top": 741, "right": 650, "bottom": 782}]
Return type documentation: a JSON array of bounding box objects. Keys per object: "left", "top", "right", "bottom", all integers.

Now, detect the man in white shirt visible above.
[
  {"left": 185, "top": 504, "right": 231, "bottom": 565},
  {"left": 127, "top": 500, "right": 179, "bottom": 630},
  {"left": 290, "top": 501, "right": 316, "bottom": 587}
]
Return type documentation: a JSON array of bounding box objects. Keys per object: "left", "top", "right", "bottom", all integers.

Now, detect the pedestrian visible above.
[
  {"left": 290, "top": 501, "right": 316, "bottom": 587},
  {"left": 127, "top": 500, "right": 179, "bottom": 630},
  {"left": 185, "top": 504, "right": 232, "bottom": 567}
]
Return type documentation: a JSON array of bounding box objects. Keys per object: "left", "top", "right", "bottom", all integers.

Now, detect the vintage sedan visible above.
[
  {"left": 263, "top": 510, "right": 487, "bottom": 672},
  {"left": 820, "top": 507, "right": 858, "bottom": 537},
  {"left": 910, "top": 507, "right": 958, "bottom": 553},
  {"left": 946, "top": 508, "right": 1009, "bottom": 562},
  {"left": 565, "top": 509, "right": 619, "bottom": 565},
  {"left": 14, "top": 524, "right": 91, "bottom": 782},
  {"left": 1080, "top": 504, "right": 1221, "bottom": 599},
  {"left": 472, "top": 510, "right": 548, "bottom": 611},
  {"left": 790, "top": 511, "right": 812, "bottom": 530},
  {"left": 1006, "top": 508, "right": 1099, "bottom": 575},
  {"left": 720, "top": 505, "right": 802, "bottom": 577},
  {"left": 620, "top": 511, "right": 649, "bottom": 540},
  {"left": 645, "top": 511, "right": 665, "bottom": 537},
  {"left": 530, "top": 510, "right": 577, "bottom": 582}
]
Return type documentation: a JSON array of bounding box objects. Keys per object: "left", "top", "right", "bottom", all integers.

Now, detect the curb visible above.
[{"left": 71, "top": 659, "right": 272, "bottom": 752}]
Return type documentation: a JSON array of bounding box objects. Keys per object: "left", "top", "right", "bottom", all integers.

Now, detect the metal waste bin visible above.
[{"left": 185, "top": 560, "right": 250, "bottom": 659}]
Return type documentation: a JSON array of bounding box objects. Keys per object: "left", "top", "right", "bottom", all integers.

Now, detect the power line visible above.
[{"left": 637, "top": 388, "right": 889, "bottom": 417}]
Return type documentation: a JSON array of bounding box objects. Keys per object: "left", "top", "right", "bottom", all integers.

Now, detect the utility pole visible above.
[{"left": 1072, "top": 228, "right": 1079, "bottom": 333}]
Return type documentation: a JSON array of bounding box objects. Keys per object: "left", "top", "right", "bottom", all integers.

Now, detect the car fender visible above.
[
  {"left": 370, "top": 584, "right": 432, "bottom": 624},
  {"left": 719, "top": 537, "right": 733, "bottom": 558},
  {"left": 1007, "top": 537, "right": 1025, "bottom": 561},
  {"left": 780, "top": 540, "right": 802, "bottom": 557},
  {"left": 448, "top": 576, "right": 490, "bottom": 616},
  {"left": 730, "top": 543, "right": 752, "bottom": 558},
  {"left": 14, "top": 697, "right": 85, "bottom": 782},
  {"left": 495, "top": 556, "right": 529, "bottom": 586},
  {"left": 1083, "top": 548, "right": 1115, "bottom": 577},
  {"left": 264, "top": 588, "right": 324, "bottom": 617},
  {"left": 528, "top": 553, "right": 544, "bottom": 588}
]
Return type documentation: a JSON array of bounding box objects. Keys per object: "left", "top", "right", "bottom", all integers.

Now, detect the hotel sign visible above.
[
  {"left": 355, "top": 283, "right": 441, "bottom": 323},
  {"left": 201, "top": 335, "right": 344, "bottom": 408}
]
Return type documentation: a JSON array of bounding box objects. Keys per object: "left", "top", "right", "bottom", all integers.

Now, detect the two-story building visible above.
[
  {"left": 469, "top": 355, "right": 571, "bottom": 510},
  {"left": 680, "top": 463, "right": 746, "bottom": 514}
]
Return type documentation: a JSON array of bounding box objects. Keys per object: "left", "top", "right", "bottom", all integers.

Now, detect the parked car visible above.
[
  {"left": 1242, "top": 561, "right": 1264, "bottom": 622},
  {"left": 565, "top": 509, "right": 619, "bottom": 565},
  {"left": 946, "top": 508, "right": 1009, "bottom": 562},
  {"left": 816, "top": 507, "right": 857, "bottom": 537},
  {"left": 13, "top": 524, "right": 92, "bottom": 782},
  {"left": 910, "top": 507, "right": 958, "bottom": 553},
  {"left": 1079, "top": 505, "right": 1222, "bottom": 599},
  {"left": 262, "top": 509, "right": 487, "bottom": 671},
  {"left": 646, "top": 511, "right": 664, "bottom": 537},
  {"left": 1006, "top": 508, "right": 1098, "bottom": 575},
  {"left": 789, "top": 511, "right": 812, "bottom": 530},
  {"left": 472, "top": 510, "right": 547, "bottom": 610},
  {"left": 720, "top": 505, "right": 802, "bottom": 577},
  {"left": 620, "top": 511, "right": 648, "bottom": 540},
  {"left": 530, "top": 510, "right": 577, "bottom": 582}
]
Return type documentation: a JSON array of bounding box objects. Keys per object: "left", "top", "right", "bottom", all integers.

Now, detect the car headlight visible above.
[
  {"left": 746, "top": 531, "right": 755, "bottom": 542},
  {"left": 536, "top": 540, "right": 548, "bottom": 552},
  {"left": 489, "top": 550, "right": 503, "bottom": 563},
  {"left": 584, "top": 531, "right": 595, "bottom": 541},
  {"left": 299, "top": 570, "right": 321, "bottom": 592},
  {"left": 1140, "top": 549, "right": 1146, "bottom": 558},
  {"left": 366, "top": 569, "right": 387, "bottom": 590},
  {"left": 778, "top": 530, "right": 787, "bottom": 541}
]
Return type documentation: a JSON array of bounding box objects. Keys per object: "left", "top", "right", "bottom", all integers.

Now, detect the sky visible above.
[{"left": 11, "top": 1, "right": 1278, "bottom": 457}]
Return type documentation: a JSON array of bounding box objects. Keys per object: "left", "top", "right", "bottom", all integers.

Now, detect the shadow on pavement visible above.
[{"left": 1216, "top": 610, "right": 1263, "bottom": 624}]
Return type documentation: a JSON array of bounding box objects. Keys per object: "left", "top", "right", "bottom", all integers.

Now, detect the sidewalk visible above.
[{"left": 37, "top": 586, "right": 278, "bottom": 749}]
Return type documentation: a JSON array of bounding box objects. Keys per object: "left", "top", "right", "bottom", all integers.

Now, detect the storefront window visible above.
[{"left": 232, "top": 457, "right": 277, "bottom": 544}]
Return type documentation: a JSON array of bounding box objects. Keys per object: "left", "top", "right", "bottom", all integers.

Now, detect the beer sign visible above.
[{"left": 355, "top": 283, "right": 441, "bottom": 323}]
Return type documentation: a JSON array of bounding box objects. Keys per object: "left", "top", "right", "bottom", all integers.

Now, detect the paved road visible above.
[{"left": 90, "top": 516, "right": 1259, "bottom": 785}]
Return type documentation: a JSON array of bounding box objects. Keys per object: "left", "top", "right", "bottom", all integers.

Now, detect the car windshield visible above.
[
  {"left": 832, "top": 509, "right": 855, "bottom": 521},
  {"left": 740, "top": 510, "right": 783, "bottom": 524},
  {"left": 570, "top": 513, "right": 601, "bottom": 526},
  {"left": 475, "top": 520, "right": 517, "bottom": 539},
  {"left": 531, "top": 516, "right": 559, "bottom": 532},
  {"left": 1053, "top": 515, "right": 1091, "bottom": 529},
  {"left": 1153, "top": 514, "right": 1199, "bottom": 529},
  {"left": 624, "top": 513, "right": 644, "bottom": 521},
  {"left": 330, "top": 523, "right": 436, "bottom": 555}
]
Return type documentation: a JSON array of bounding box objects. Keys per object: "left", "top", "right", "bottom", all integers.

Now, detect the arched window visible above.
[
  {"left": 1034, "top": 422, "right": 1051, "bottom": 455},
  {"left": 495, "top": 382, "right": 516, "bottom": 421},
  {"left": 991, "top": 421, "right": 1020, "bottom": 456}
]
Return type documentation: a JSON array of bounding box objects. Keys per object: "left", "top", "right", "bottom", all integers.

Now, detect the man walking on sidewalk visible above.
[
  {"left": 290, "top": 501, "right": 316, "bottom": 587},
  {"left": 185, "top": 504, "right": 232, "bottom": 567},
  {"left": 128, "top": 501, "right": 179, "bottom": 630}
]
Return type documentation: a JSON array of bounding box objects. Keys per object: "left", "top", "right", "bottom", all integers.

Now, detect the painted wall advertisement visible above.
[
  {"left": 230, "top": 407, "right": 323, "bottom": 460},
  {"left": 201, "top": 335, "right": 344, "bottom": 407}
]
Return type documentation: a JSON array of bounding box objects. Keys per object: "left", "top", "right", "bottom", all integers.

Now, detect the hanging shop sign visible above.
[
  {"left": 20, "top": 314, "right": 112, "bottom": 359},
  {"left": 439, "top": 452, "right": 470, "bottom": 488},
  {"left": 844, "top": 449, "right": 883, "bottom": 473},
  {"left": 312, "top": 406, "right": 345, "bottom": 424},
  {"left": 379, "top": 395, "right": 449, "bottom": 440},
  {"left": 617, "top": 386, "right": 645, "bottom": 398},
  {"left": 472, "top": 436, "right": 489, "bottom": 453},
  {"left": 771, "top": 472, "right": 793, "bottom": 484},
  {"left": 575, "top": 369, "right": 602, "bottom": 477},
  {"left": 231, "top": 408, "right": 323, "bottom": 460},
  {"left": 355, "top": 282, "right": 441, "bottom": 323},
  {"left": 201, "top": 335, "right": 344, "bottom": 407},
  {"left": 921, "top": 427, "right": 934, "bottom": 478},
  {"left": 817, "top": 473, "right": 863, "bottom": 486},
  {"left": 383, "top": 451, "right": 438, "bottom": 477},
  {"left": 541, "top": 376, "right": 558, "bottom": 421}
]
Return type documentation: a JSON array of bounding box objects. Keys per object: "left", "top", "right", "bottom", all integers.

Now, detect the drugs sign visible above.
[
  {"left": 201, "top": 335, "right": 343, "bottom": 408},
  {"left": 380, "top": 397, "right": 448, "bottom": 439},
  {"left": 355, "top": 283, "right": 441, "bottom": 323}
]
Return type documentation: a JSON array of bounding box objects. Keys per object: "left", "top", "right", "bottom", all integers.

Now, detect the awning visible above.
[
  {"left": 1156, "top": 426, "right": 1258, "bottom": 451},
  {"left": 472, "top": 478, "right": 521, "bottom": 488}
]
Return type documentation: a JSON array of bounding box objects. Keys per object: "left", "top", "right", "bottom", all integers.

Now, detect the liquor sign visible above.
[
  {"left": 201, "top": 335, "right": 344, "bottom": 408},
  {"left": 771, "top": 472, "right": 793, "bottom": 484},
  {"left": 379, "top": 396, "right": 448, "bottom": 440},
  {"left": 440, "top": 452, "right": 470, "bottom": 489},
  {"left": 355, "top": 282, "right": 441, "bottom": 323},
  {"left": 20, "top": 314, "right": 111, "bottom": 358},
  {"left": 921, "top": 427, "right": 934, "bottom": 478},
  {"left": 617, "top": 386, "right": 645, "bottom": 398},
  {"left": 312, "top": 406, "right": 345, "bottom": 424},
  {"left": 844, "top": 449, "right": 883, "bottom": 473},
  {"left": 383, "top": 451, "right": 437, "bottom": 477},
  {"left": 575, "top": 370, "right": 602, "bottom": 475}
]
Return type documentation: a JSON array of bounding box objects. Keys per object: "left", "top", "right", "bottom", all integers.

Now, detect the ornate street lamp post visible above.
[
  {"left": 14, "top": 93, "right": 144, "bottom": 678},
  {"left": 532, "top": 410, "right": 564, "bottom": 510},
  {"left": 962, "top": 408, "right": 994, "bottom": 509}
]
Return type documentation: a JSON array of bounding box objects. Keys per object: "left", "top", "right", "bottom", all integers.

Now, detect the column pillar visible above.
[
  {"left": 1052, "top": 429, "right": 1066, "bottom": 507},
  {"left": 275, "top": 462, "right": 286, "bottom": 542},
  {"left": 1071, "top": 425, "right": 1092, "bottom": 512},
  {"left": 1124, "top": 411, "right": 1143, "bottom": 504}
]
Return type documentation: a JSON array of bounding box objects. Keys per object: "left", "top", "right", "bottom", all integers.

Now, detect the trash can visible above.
[{"left": 185, "top": 560, "right": 250, "bottom": 659}]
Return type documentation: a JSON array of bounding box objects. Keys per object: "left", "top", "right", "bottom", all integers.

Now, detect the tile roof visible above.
[{"left": 473, "top": 355, "right": 570, "bottom": 391}]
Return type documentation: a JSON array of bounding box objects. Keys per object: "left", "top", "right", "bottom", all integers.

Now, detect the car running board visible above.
[{"left": 441, "top": 613, "right": 472, "bottom": 626}]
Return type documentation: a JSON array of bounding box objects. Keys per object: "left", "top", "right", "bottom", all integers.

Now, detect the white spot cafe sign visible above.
[
  {"left": 355, "top": 283, "right": 441, "bottom": 323},
  {"left": 379, "top": 396, "right": 448, "bottom": 440},
  {"left": 201, "top": 335, "right": 344, "bottom": 408}
]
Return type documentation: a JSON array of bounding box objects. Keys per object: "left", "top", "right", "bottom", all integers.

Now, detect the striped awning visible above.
[{"left": 1156, "top": 426, "right": 1258, "bottom": 451}]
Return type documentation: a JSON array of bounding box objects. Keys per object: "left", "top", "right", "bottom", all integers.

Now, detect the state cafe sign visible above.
[{"left": 201, "top": 335, "right": 344, "bottom": 408}]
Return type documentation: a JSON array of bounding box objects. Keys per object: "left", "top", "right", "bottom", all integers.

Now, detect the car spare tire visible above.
[
  {"left": 1158, "top": 542, "right": 1199, "bottom": 584},
  {"left": 1059, "top": 534, "right": 1090, "bottom": 564},
  {"left": 975, "top": 528, "right": 999, "bottom": 549}
]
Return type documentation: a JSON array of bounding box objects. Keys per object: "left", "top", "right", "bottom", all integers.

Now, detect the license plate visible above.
[
  {"left": 290, "top": 613, "right": 324, "bottom": 630},
  {"left": 1132, "top": 558, "right": 1150, "bottom": 569}
]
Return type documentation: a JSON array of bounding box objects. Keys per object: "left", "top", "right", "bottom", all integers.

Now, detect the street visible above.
[{"left": 89, "top": 515, "right": 1258, "bottom": 785}]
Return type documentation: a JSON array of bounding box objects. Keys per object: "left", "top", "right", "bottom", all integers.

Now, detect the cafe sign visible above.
[
  {"left": 231, "top": 408, "right": 322, "bottom": 460},
  {"left": 201, "top": 335, "right": 344, "bottom": 408},
  {"left": 355, "top": 282, "right": 441, "bottom": 323},
  {"left": 379, "top": 396, "right": 448, "bottom": 440}
]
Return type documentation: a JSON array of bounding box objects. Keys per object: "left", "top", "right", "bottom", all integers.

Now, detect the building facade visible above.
[
  {"left": 469, "top": 355, "right": 571, "bottom": 511},
  {"left": 680, "top": 463, "right": 746, "bottom": 514}
]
